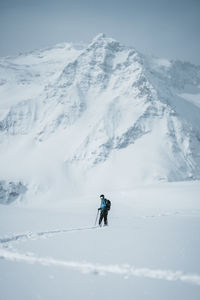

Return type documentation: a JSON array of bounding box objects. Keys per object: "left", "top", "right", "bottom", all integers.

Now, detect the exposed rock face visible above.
[{"left": 0, "top": 181, "right": 27, "bottom": 204}]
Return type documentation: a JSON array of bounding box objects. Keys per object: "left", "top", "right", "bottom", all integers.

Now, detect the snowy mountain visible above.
[{"left": 0, "top": 33, "right": 200, "bottom": 204}]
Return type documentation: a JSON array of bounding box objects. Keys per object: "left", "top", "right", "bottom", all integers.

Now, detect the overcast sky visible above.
[{"left": 0, "top": 0, "right": 200, "bottom": 64}]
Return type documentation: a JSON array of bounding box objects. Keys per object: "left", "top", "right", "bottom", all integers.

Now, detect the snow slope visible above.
[
  {"left": 1, "top": 36, "right": 200, "bottom": 299},
  {"left": 0, "top": 34, "right": 200, "bottom": 203},
  {"left": 0, "top": 181, "right": 200, "bottom": 299}
]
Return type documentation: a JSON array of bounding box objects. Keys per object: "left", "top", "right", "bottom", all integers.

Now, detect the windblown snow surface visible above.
[
  {"left": 0, "top": 34, "right": 200, "bottom": 299},
  {"left": 0, "top": 183, "right": 200, "bottom": 299}
]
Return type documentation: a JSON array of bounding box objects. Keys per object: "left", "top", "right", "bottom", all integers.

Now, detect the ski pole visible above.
[{"left": 95, "top": 209, "right": 99, "bottom": 226}]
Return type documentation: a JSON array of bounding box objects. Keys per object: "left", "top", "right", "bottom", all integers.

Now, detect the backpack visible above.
[{"left": 105, "top": 199, "right": 111, "bottom": 211}]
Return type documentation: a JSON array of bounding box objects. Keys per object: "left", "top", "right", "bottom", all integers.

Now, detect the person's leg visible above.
[
  {"left": 104, "top": 211, "right": 108, "bottom": 225},
  {"left": 99, "top": 211, "right": 103, "bottom": 226}
]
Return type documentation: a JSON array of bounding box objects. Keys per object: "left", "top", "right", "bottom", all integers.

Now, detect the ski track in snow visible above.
[
  {"left": 0, "top": 226, "right": 200, "bottom": 287},
  {"left": 0, "top": 226, "right": 98, "bottom": 244},
  {"left": 0, "top": 248, "right": 200, "bottom": 287}
]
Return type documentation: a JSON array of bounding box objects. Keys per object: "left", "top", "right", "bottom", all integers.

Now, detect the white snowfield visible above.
[
  {"left": 0, "top": 34, "right": 200, "bottom": 299},
  {"left": 0, "top": 182, "right": 200, "bottom": 299},
  {"left": 1, "top": 248, "right": 200, "bottom": 286}
]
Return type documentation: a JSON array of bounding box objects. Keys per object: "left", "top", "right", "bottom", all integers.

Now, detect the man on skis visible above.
[{"left": 98, "top": 194, "right": 111, "bottom": 226}]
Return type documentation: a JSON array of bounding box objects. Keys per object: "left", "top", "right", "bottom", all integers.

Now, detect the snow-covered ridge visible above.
[
  {"left": 0, "top": 34, "right": 200, "bottom": 203},
  {"left": 1, "top": 247, "right": 200, "bottom": 286}
]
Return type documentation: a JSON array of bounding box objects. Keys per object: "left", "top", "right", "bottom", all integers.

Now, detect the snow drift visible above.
[{"left": 0, "top": 33, "right": 200, "bottom": 203}]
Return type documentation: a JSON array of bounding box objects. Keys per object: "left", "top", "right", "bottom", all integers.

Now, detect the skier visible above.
[{"left": 98, "top": 194, "right": 111, "bottom": 226}]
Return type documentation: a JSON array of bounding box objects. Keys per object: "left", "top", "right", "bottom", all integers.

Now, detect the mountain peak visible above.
[
  {"left": 89, "top": 33, "right": 119, "bottom": 49},
  {"left": 0, "top": 35, "right": 200, "bottom": 204},
  {"left": 92, "top": 33, "right": 107, "bottom": 41}
]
